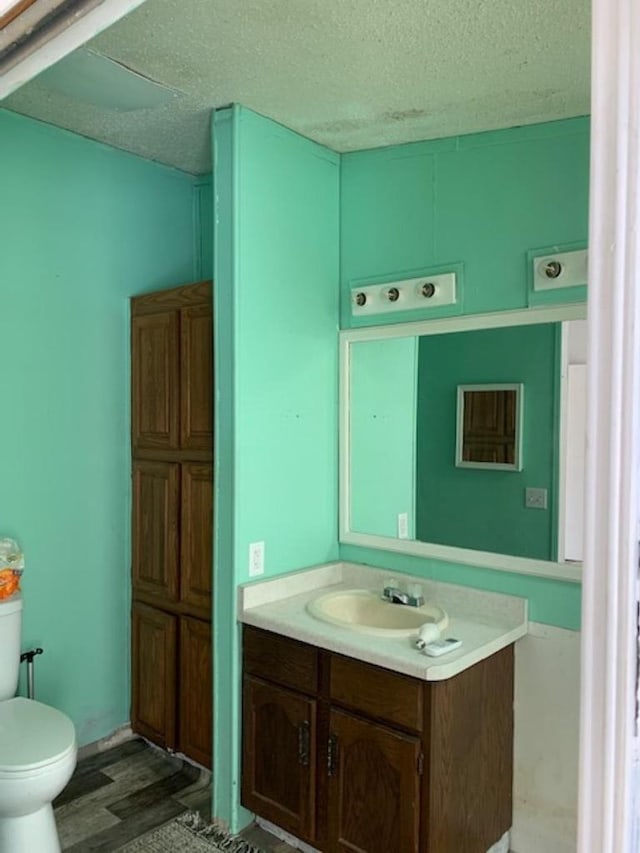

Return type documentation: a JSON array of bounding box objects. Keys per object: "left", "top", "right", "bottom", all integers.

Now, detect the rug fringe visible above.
[{"left": 177, "top": 812, "right": 264, "bottom": 853}]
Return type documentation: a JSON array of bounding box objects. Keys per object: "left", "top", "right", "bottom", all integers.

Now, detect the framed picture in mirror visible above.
[{"left": 455, "top": 383, "right": 524, "bottom": 471}]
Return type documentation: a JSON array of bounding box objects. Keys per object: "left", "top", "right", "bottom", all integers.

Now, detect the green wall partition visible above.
[
  {"left": 212, "top": 106, "right": 340, "bottom": 831},
  {"left": 0, "top": 109, "right": 199, "bottom": 745}
]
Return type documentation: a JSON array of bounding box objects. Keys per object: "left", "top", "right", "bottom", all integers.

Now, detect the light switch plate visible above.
[{"left": 525, "top": 488, "right": 548, "bottom": 510}]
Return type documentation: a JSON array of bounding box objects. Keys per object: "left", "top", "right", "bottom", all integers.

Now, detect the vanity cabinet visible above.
[
  {"left": 130, "top": 281, "right": 213, "bottom": 768},
  {"left": 242, "top": 625, "right": 514, "bottom": 853},
  {"left": 243, "top": 677, "right": 317, "bottom": 840}
]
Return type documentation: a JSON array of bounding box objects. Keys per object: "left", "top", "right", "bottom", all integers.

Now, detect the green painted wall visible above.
[
  {"left": 0, "top": 109, "right": 199, "bottom": 745},
  {"left": 212, "top": 106, "right": 340, "bottom": 830},
  {"left": 341, "top": 117, "right": 589, "bottom": 327},
  {"left": 416, "top": 324, "right": 559, "bottom": 560},
  {"left": 339, "top": 118, "right": 589, "bottom": 628},
  {"left": 195, "top": 174, "right": 213, "bottom": 279}
]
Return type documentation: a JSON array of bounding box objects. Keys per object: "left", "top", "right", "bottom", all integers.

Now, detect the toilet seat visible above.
[{"left": 0, "top": 698, "right": 75, "bottom": 775}]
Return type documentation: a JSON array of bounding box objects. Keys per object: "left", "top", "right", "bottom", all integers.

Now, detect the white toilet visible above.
[{"left": 0, "top": 594, "right": 77, "bottom": 853}]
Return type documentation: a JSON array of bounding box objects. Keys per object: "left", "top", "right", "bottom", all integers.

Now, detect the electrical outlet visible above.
[
  {"left": 397, "top": 512, "right": 409, "bottom": 539},
  {"left": 525, "top": 488, "right": 548, "bottom": 510},
  {"left": 249, "top": 541, "right": 265, "bottom": 577}
]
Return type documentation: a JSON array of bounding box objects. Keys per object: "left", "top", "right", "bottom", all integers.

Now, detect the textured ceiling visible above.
[{"left": 2, "top": 0, "right": 591, "bottom": 174}]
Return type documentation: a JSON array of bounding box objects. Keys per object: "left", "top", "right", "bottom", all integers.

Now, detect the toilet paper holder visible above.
[{"left": 20, "top": 647, "right": 43, "bottom": 700}]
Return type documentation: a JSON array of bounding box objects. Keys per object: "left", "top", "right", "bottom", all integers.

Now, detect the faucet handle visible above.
[{"left": 407, "top": 582, "right": 422, "bottom": 600}]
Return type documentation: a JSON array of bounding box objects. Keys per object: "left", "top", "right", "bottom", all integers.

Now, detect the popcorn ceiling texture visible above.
[{"left": 2, "top": 0, "right": 591, "bottom": 174}]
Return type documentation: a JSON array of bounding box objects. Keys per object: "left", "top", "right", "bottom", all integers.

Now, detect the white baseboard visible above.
[{"left": 255, "top": 818, "right": 320, "bottom": 852}]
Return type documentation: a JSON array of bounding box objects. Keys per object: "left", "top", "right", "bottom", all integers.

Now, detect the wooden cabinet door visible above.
[
  {"left": 243, "top": 677, "right": 317, "bottom": 842},
  {"left": 180, "top": 304, "right": 213, "bottom": 450},
  {"left": 131, "top": 311, "right": 180, "bottom": 451},
  {"left": 132, "top": 461, "right": 179, "bottom": 601},
  {"left": 327, "top": 709, "right": 421, "bottom": 853},
  {"left": 180, "top": 463, "right": 213, "bottom": 613},
  {"left": 131, "top": 603, "right": 177, "bottom": 749},
  {"left": 179, "top": 617, "right": 212, "bottom": 768}
]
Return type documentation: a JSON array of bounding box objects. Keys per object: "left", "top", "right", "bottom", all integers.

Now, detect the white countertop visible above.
[{"left": 238, "top": 561, "right": 528, "bottom": 681}]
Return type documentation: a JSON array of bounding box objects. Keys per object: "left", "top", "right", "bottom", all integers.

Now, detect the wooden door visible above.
[
  {"left": 131, "top": 602, "right": 177, "bottom": 749},
  {"left": 180, "top": 304, "right": 213, "bottom": 450},
  {"left": 131, "top": 311, "right": 180, "bottom": 451},
  {"left": 180, "top": 463, "right": 213, "bottom": 614},
  {"left": 179, "top": 617, "right": 212, "bottom": 768},
  {"left": 242, "top": 677, "right": 317, "bottom": 842},
  {"left": 132, "top": 461, "right": 179, "bottom": 601},
  {"left": 327, "top": 709, "right": 421, "bottom": 853}
]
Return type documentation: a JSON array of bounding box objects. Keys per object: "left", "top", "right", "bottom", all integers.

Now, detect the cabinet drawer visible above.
[
  {"left": 330, "top": 655, "right": 424, "bottom": 732},
  {"left": 243, "top": 626, "right": 318, "bottom": 695}
]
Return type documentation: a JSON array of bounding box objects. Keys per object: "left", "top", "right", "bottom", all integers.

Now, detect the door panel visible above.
[
  {"left": 327, "top": 709, "right": 421, "bottom": 853},
  {"left": 180, "top": 304, "right": 213, "bottom": 450},
  {"left": 179, "top": 617, "right": 212, "bottom": 768},
  {"left": 131, "top": 603, "right": 177, "bottom": 748},
  {"left": 131, "top": 311, "right": 180, "bottom": 451},
  {"left": 243, "top": 677, "right": 317, "bottom": 842},
  {"left": 180, "top": 463, "right": 213, "bottom": 613},
  {"left": 132, "top": 461, "right": 179, "bottom": 601}
]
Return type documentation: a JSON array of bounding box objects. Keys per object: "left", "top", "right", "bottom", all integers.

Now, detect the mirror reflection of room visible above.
[{"left": 349, "top": 318, "right": 586, "bottom": 562}]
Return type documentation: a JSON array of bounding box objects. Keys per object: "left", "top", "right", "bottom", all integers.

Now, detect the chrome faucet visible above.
[{"left": 382, "top": 583, "right": 424, "bottom": 607}]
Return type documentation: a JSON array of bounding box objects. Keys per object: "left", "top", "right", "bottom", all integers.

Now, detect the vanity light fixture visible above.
[
  {"left": 351, "top": 271, "right": 457, "bottom": 317},
  {"left": 532, "top": 248, "right": 588, "bottom": 292}
]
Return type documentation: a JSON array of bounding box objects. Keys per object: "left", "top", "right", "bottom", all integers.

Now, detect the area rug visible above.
[{"left": 118, "top": 811, "right": 263, "bottom": 852}]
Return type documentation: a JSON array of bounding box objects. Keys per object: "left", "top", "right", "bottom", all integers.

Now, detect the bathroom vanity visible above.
[{"left": 239, "top": 562, "right": 527, "bottom": 853}]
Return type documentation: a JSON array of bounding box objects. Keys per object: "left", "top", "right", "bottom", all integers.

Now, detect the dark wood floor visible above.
[
  {"left": 54, "top": 738, "right": 210, "bottom": 851},
  {"left": 53, "top": 737, "right": 296, "bottom": 852}
]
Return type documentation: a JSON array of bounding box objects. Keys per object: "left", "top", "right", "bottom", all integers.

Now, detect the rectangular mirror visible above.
[{"left": 340, "top": 305, "right": 587, "bottom": 581}]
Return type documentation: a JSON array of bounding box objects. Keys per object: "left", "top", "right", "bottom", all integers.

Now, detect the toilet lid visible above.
[{"left": 0, "top": 697, "right": 76, "bottom": 772}]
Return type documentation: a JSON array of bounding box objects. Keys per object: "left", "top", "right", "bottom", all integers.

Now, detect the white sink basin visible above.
[{"left": 306, "top": 588, "right": 448, "bottom": 638}]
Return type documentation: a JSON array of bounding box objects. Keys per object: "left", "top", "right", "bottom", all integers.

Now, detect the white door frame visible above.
[
  {"left": 0, "top": 0, "right": 147, "bottom": 100},
  {"left": 578, "top": 0, "right": 640, "bottom": 848}
]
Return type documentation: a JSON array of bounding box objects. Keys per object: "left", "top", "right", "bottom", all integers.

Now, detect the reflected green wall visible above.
[
  {"left": 212, "top": 106, "right": 340, "bottom": 831},
  {"left": 416, "top": 324, "right": 559, "bottom": 560},
  {"left": 0, "top": 109, "right": 198, "bottom": 744},
  {"left": 350, "top": 338, "right": 418, "bottom": 538},
  {"left": 339, "top": 117, "right": 589, "bottom": 628}
]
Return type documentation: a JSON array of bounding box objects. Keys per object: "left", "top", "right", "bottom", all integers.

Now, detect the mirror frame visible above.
[{"left": 339, "top": 303, "right": 586, "bottom": 583}]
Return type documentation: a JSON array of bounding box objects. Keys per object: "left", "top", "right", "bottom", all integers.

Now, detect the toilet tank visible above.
[{"left": 0, "top": 595, "right": 22, "bottom": 700}]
